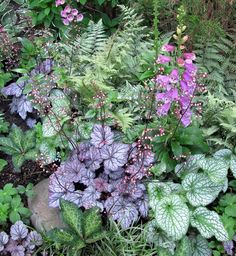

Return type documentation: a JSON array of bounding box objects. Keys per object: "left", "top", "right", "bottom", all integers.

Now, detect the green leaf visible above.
[
  {"left": 85, "top": 231, "right": 105, "bottom": 244},
  {"left": 11, "top": 195, "right": 22, "bottom": 208},
  {"left": 0, "top": 203, "right": 9, "bottom": 223},
  {"left": 0, "top": 159, "right": 7, "bottom": 172},
  {"left": 24, "top": 149, "right": 38, "bottom": 160},
  {"left": 79, "top": 0, "right": 87, "bottom": 4},
  {"left": 97, "top": 0, "right": 105, "bottom": 5},
  {"left": 9, "top": 126, "right": 24, "bottom": 151},
  {"left": 225, "top": 204, "right": 236, "bottom": 217},
  {"left": 18, "top": 207, "right": 31, "bottom": 217},
  {"left": 190, "top": 207, "right": 229, "bottom": 241},
  {"left": 190, "top": 235, "right": 212, "bottom": 256},
  {"left": 84, "top": 208, "right": 102, "bottom": 239},
  {"left": 182, "top": 173, "right": 222, "bottom": 206},
  {"left": 48, "top": 228, "right": 77, "bottom": 245},
  {"left": 0, "top": 137, "right": 20, "bottom": 154},
  {"left": 155, "top": 195, "right": 190, "bottom": 240},
  {"left": 175, "top": 236, "right": 192, "bottom": 256},
  {"left": 12, "top": 154, "right": 25, "bottom": 170},
  {"left": 9, "top": 211, "right": 21, "bottom": 223},
  {"left": 198, "top": 158, "right": 228, "bottom": 183},
  {"left": 171, "top": 141, "right": 183, "bottom": 157},
  {"left": 60, "top": 199, "right": 83, "bottom": 238},
  {"left": 42, "top": 115, "right": 61, "bottom": 137}
]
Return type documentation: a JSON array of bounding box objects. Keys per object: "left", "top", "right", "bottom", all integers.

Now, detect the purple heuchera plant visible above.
[
  {"left": 1, "top": 221, "right": 43, "bottom": 256},
  {"left": 1, "top": 59, "right": 54, "bottom": 125},
  {"left": 155, "top": 45, "right": 203, "bottom": 127},
  {"left": 49, "top": 124, "right": 154, "bottom": 228}
]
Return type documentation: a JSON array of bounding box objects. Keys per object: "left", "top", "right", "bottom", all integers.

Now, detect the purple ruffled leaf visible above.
[
  {"left": 91, "top": 124, "right": 114, "bottom": 148},
  {"left": 84, "top": 146, "right": 103, "bottom": 171},
  {"left": 101, "top": 143, "right": 129, "bottom": 171},
  {"left": 26, "top": 118, "right": 36, "bottom": 128},
  {"left": 0, "top": 231, "right": 9, "bottom": 252},
  {"left": 10, "top": 221, "right": 28, "bottom": 241},
  {"left": 223, "top": 240, "right": 234, "bottom": 256},
  {"left": 136, "top": 195, "right": 149, "bottom": 217},
  {"left": 10, "top": 245, "right": 25, "bottom": 256},
  {"left": 10, "top": 96, "right": 33, "bottom": 120},
  {"left": 1, "top": 82, "right": 25, "bottom": 97},
  {"left": 82, "top": 186, "right": 101, "bottom": 209},
  {"left": 25, "top": 231, "right": 43, "bottom": 251},
  {"left": 64, "top": 158, "right": 87, "bottom": 183},
  {"left": 62, "top": 190, "right": 83, "bottom": 207}
]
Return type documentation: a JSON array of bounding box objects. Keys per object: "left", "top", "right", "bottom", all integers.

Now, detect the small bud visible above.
[
  {"left": 177, "top": 27, "right": 181, "bottom": 35},
  {"left": 181, "top": 35, "right": 189, "bottom": 43},
  {"left": 173, "top": 34, "right": 178, "bottom": 40}
]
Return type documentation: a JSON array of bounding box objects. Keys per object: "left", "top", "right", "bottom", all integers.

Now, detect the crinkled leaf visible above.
[
  {"left": 1, "top": 82, "right": 24, "bottom": 97},
  {"left": 10, "top": 221, "right": 28, "bottom": 240},
  {"left": 101, "top": 143, "right": 129, "bottom": 171},
  {"left": 213, "top": 149, "right": 232, "bottom": 162},
  {"left": 155, "top": 195, "right": 190, "bottom": 240},
  {"left": 0, "top": 231, "right": 9, "bottom": 252},
  {"left": 190, "top": 235, "right": 212, "bottom": 256},
  {"left": 190, "top": 207, "right": 229, "bottom": 241},
  {"left": 90, "top": 124, "right": 114, "bottom": 148},
  {"left": 10, "top": 96, "right": 33, "bottom": 120},
  {"left": 198, "top": 158, "right": 228, "bottom": 183},
  {"left": 182, "top": 173, "right": 222, "bottom": 206}
]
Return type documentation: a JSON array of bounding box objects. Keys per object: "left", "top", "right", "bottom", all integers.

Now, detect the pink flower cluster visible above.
[
  {"left": 55, "top": 1, "right": 83, "bottom": 25},
  {"left": 155, "top": 44, "right": 198, "bottom": 127}
]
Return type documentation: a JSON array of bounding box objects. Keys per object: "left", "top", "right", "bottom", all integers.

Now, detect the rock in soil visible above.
[{"left": 28, "top": 178, "right": 64, "bottom": 232}]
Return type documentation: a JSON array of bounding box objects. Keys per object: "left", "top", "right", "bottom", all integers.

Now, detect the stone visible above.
[{"left": 28, "top": 178, "right": 64, "bottom": 232}]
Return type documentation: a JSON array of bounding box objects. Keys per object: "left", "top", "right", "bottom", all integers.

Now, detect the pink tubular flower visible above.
[
  {"left": 156, "top": 55, "right": 171, "bottom": 64},
  {"left": 55, "top": 0, "right": 65, "bottom": 7},
  {"left": 76, "top": 13, "right": 84, "bottom": 22},
  {"left": 67, "top": 14, "right": 74, "bottom": 22},
  {"left": 63, "top": 18, "right": 70, "bottom": 25},
  {"left": 60, "top": 10, "right": 67, "bottom": 18},
  {"left": 161, "top": 44, "right": 175, "bottom": 52},
  {"left": 64, "top": 5, "right": 71, "bottom": 13},
  {"left": 71, "top": 9, "right": 78, "bottom": 16},
  {"left": 181, "top": 109, "right": 192, "bottom": 127},
  {"left": 157, "top": 102, "right": 171, "bottom": 116},
  {"left": 177, "top": 57, "right": 185, "bottom": 67},
  {"left": 183, "top": 52, "right": 196, "bottom": 61}
]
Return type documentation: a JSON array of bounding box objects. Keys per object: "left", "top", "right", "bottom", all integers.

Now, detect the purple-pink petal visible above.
[
  {"left": 161, "top": 44, "right": 175, "bottom": 52},
  {"left": 157, "top": 102, "right": 171, "bottom": 116},
  {"left": 156, "top": 55, "right": 171, "bottom": 64},
  {"left": 76, "top": 14, "right": 84, "bottom": 22}
]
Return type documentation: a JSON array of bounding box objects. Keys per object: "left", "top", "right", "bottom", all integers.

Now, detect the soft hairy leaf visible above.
[
  {"left": 60, "top": 199, "right": 83, "bottom": 238},
  {"left": 198, "top": 158, "right": 228, "bottom": 183},
  {"left": 190, "top": 235, "right": 212, "bottom": 256},
  {"left": 190, "top": 207, "right": 229, "bottom": 241},
  {"left": 182, "top": 173, "right": 222, "bottom": 206},
  {"left": 155, "top": 195, "right": 190, "bottom": 240}
]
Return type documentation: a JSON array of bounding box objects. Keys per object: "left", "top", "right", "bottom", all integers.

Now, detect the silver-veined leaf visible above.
[
  {"left": 191, "top": 235, "right": 212, "bottom": 256},
  {"left": 155, "top": 195, "right": 190, "bottom": 240},
  {"left": 190, "top": 207, "right": 229, "bottom": 241},
  {"left": 175, "top": 236, "right": 192, "bottom": 256},
  {"left": 182, "top": 173, "right": 222, "bottom": 206},
  {"left": 198, "top": 158, "right": 228, "bottom": 183}
]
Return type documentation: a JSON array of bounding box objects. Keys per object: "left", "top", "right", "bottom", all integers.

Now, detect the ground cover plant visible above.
[{"left": 0, "top": 0, "right": 236, "bottom": 255}]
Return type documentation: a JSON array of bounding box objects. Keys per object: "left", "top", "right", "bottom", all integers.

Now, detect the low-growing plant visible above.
[
  {"left": 0, "top": 220, "right": 43, "bottom": 255},
  {"left": 0, "top": 125, "right": 38, "bottom": 172},
  {"left": 0, "top": 183, "right": 33, "bottom": 225},
  {"left": 47, "top": 199, "right": 105, "bottom": 254}
]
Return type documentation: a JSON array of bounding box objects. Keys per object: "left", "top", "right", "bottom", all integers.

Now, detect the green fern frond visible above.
[{"left": 111, "top": 108, "right": 134, "bottom": 132}]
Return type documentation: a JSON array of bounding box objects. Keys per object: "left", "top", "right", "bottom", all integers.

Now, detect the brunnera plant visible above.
[
  {"left": 48, "top": 124, "right": 154, "bottom": 229},
  {"left": 147, "top": 148, "right": 236, "bottom": 251}
]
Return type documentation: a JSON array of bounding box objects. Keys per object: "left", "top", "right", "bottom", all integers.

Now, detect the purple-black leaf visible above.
[
  {"left": 101, "top": 143, "right": 129, "bottom": 171},
  {"left": 10, "top": 221, "right": 28, "bottom": 241},
  {"left": 91, "top": 124, "right": 114, "bottom": 148},
  {"left": 0, "top": 231, "right": 9, "bottom": 252}
]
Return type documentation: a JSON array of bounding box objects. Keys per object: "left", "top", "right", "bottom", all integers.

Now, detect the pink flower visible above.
[
  {"left": 67, "top": 14, "right": 74, "bottom": 22},
  {"left": 76, "top": 13, "right": 84, "bottom": 22},
  {"left": 60, "top": 10, "right": 67, "bottom": 18},
  {"left": 183, "top": 52, "right": 196, "bottom": 61},
  {"left": 71, "top": 9, "right": 78, "bottom": 16},
  {"left": 170, "top": 69, "right": 179, "bottom": 83},
  {"left": 157, "top": 103, "right": 171, "bottom": 116},
  {"left": 161, "top": 44, "right": 175, "bottom": 52},
  {"left": 156, "top": 55, "right": 171, "bottom": 64},
  {"left": 63, "top": 18, "right": 70, "bottom": 25},
  {"left": 55, "top": 0, "right": 65, "bottom": 7},
  {"left": 64, "top": 5, "right": 71, "bottom": 13},
  {"left": 181, "top": 109, "right": 192, "bottom": 127},
  {"left": 177, "top": 57, "right": 185, "bottom": 67}
]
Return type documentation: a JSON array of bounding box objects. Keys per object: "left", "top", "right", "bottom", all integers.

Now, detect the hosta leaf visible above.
[
  {"left": 175, "top": 236, "right": 192, "bottom": 256},
  {"left": 190, "top": 207, "right": 229, "bottom": 241},
  {"left": 190, "top": 235, "right": 212, "bottom": 256},
  {"left": 60, "top": 199, "right": 83, "bottom": 238},
  {"left": 155, "top": 195, "right": 190, "bottom": 240},
  {"left": 83, "top": 208, "right": 102, "bottom": 239},
  {"left": 182, "top": 173, "right": 222, "bottom": 206},
  {"left": 198, "top": 158, "right": 228, "bottom": 183}
]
